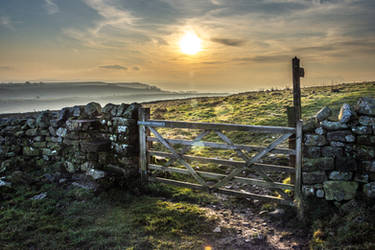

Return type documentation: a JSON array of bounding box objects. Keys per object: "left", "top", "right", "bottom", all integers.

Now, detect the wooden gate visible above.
[{"left": 138, "top": 108, "right": 303, "bottom": 207}]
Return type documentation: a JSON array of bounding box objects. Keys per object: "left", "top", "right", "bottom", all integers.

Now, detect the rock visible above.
[
  {"left": 72, "top": 105, "right": 82, "bottom": 117},
  {"left": 359, "top": 116, "right": 375, "bottom": 126},
  {"left": 323, "top": 181, "right": 358, "bottom": 201},
  {"left": 357, "top": 135, "right": 375, "bottom": 145},
  {"left": 326, "top": 130, "right": 352, "bottom": 142},
  {"left": 25, "top": 128, "right": 38, "bottom": 136},
  {"left": 0, "top": 179, "right": 11, "bottom": 188},
  {"left": 303, "top": 118, "right": 318, "bottom": 132},
  {"left": 81, "top": 161, "right": 96, "bottom": 171},
  {"left": 117, "top": 126, "right": 127, "bottom": 133},
  {"left": 355, "top": 97, "right": 375, "bottom": 116},
  {"left": 316, "top": 189, "right": 325, "bottom": 198},
  {"left": 315, "top": 127, "right": 325, "bottom": 135},
  {"left": 321, "top": 146, "right": 344, "bottom": 157},
  {"left": 340, "top": 200, "right": 360, "bottom": 214},
  {"left": 56, "top": 127, "right": 67, "bottom": 137},
  {"left": 58, "top": 107, "right": 70, "bottom": 120},
  {"left": 354, "top": 173, "right": 369, "bottom": 183},
  {"left": 320, "top": 120, "right": 348, "bottom": 130},
  {"left": 330, "top": 141, "right": 345, "bottom": 147},
  {"left": 354, "top": 145, "right": 375, "bottom": 160},
  {"left": 36, "top": 111, "right": 50, "bottom": 128},
  {"left": 302, "top": 171, "right": 327, "bottom": 184},
  {"left": 123, "top": 103, "right": 141, "bottom": 119},
  {"left": 304, "top": 134, "right": 327, "bottom": 146},
  {"left": 338, "top": 104, "right": 354, "bottom": 123},
  {"left": 30, "top": 192, "right": 47, "bottom": 200},
  {"left": 363, "top": 182, "right": 375, "bottom": 198},
  {"left": 316, "top": 106, "right": 332, "bottom": 122},
  {"left": 23, "top": 146, "right": 40, "bottom": 156},
  {"left": 362, "top": 161, "right": 375, "bottom": 172},
  {"left": 84, "top": 102, "right": 102, "bottom": 117},
  {"left": 102, "top": 103, "right": 116, "bottom": 114},
  {"left": 87, "top": 169, "right": 106, "bottom": 180},
  {"left": 9, "top": 171, "right": 33, "bottom": 185},
  {"left": 345, "top": 135, "right": 356, "bottom": 142},
  {"left": 116, "top": 103, "right": 129, "bottom": 116},
  {"left": 303, "top": 146, "right": 321, "bottom": 158},
  {"left": 80, "top": 140, "right": 110, "bottom": 153},
  {"left": 26, "top": 118, "right": 36, "bottom": 128},
  {"left": 303, "top": 157, "right": 334, "bottom": 171},
  {"left": 329, "top": 171, "right": 353, "bottom": 181},
  {"left": 268, "top": 208, "right": 285, "bottom": 217},
  {"left": 65, "top": 161, "right": 76, "bottom": 173},
  {"left": 335, "top": 157, "right": 357, "bottom": 171},
  {"left": 302, "top": 185, "right": 315, "bottom": 196},
  {"left": 352, "top": 126, "right": 372, "bottom": 135},
  {"left": 213, "top": 226, "right": 221, "bottom": 233}
]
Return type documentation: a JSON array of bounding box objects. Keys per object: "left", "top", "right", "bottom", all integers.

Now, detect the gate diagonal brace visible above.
[
  {"left": 148, "top": 126, "right": 208, "bottom": 187},
  {"left": 212, "top": 132, "right": 293, "bottom": 192},
  {"left": 164, "top": 130, "right": 210, "bottom": 167},
  {"left": 215, "top": 130, "right": 275, "bottom": 183}
]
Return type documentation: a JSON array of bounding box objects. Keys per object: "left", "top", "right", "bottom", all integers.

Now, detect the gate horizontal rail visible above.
[
  {"left": 138, "top": 109, "right": 303, "bottom": 207},
  {"left": 138, "top": 120, "right": 296, "bottom": 134}
]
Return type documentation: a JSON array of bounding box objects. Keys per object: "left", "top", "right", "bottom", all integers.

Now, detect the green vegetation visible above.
[{"left": 1, "top": 82, "right": 375, "bottom": 249}]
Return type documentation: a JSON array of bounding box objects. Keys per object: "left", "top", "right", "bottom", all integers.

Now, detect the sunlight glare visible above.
[{"left": 179, "top": 31, "right": 202, "bottom": 55}]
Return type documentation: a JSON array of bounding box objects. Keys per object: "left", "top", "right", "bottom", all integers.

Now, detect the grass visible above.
[{"left": 1, "top": 81, "right": 375, "bottom": 249}]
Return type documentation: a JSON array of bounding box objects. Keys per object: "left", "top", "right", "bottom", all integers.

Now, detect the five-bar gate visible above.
[{"left": 138, "top": 108, "right": 302, "bottom": 207}]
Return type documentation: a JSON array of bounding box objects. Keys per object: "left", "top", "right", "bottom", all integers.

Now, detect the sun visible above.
[{"left": 179, "top": 31, "right": 202, "bottom": 55}]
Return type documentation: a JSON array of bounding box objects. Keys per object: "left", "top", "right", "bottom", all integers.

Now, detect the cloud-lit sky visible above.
[{"left": 0, "top": 0, "right": 374, "bottom": 92}]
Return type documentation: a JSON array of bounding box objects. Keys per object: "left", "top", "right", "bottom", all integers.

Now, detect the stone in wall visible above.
[
  {"left": 355, "top": 97, "right": 375, "bottom": 116},
  {"left": 323, "top": 181, "right": 358, "bottom": 201}
]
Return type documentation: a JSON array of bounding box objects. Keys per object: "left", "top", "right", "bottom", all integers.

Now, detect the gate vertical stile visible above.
[
  {"left": 138, "top": 107, "right": 149, "bottom": 183},
  {"left": 295, "top": 119, "right": 304, "bottom": 219}
]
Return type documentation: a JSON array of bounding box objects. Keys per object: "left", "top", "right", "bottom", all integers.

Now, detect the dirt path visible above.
[{"left": 202, "top": 196, "right": 309, "bottom": 250}]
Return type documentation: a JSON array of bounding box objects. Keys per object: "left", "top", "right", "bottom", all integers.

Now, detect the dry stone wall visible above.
[
  {"left": 302, "top": 97, "right": 375, "bottom": 202},
  {"left": 0, "top": 102, "right": 141, "bottom": 189}
]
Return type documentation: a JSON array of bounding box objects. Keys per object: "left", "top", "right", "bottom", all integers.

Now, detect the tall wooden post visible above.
[{"left": 292, "top": 57, "right": 303, "bottom": 121}]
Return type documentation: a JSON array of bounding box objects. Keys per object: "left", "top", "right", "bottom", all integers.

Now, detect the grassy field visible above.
[{"left": 1, "top": 82, "right": 375, "bottom": 249}]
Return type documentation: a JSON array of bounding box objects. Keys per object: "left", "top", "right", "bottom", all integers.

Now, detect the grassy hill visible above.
[{"left": 1, "top": 81, "right": 375, "bottom": 249}]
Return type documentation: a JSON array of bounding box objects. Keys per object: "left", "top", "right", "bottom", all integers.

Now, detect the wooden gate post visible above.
[
  {"left": 292, "top": 57, "right": 303, "bottom": 121},
  {"left": 295, "top": 119, "right": 304, "bottom": 220},
  {"left": 138, "top": 107, "right": 150, "bottom": 183}
]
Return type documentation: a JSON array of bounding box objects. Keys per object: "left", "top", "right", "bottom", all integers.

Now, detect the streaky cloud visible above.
[
  {"left": 211, "top": 37, "right": 246, "bottom": 47},
  {"left": 44, "top": 0, "right": 59, "bottom": 15},
  {"left": 99, "top": 65, "right": 128, "bottom": 70}
]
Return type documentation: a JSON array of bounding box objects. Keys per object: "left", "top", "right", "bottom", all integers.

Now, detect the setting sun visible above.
[{"left": 179, "top": 31, "right": 202, "bottom": 55}]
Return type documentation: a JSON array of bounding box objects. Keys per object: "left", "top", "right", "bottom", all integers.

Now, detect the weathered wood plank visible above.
[
  {"left": 148, "top": 164, "right": 294, "bottom": 190},
  {"left": 148, "top": 126, "right": 207, "bottom": 187},
  {"left": 164, "top": 130, "right": 210, "bottom": 167},
  {"left": 138, "top": 108, "right": 148, "bottom": 183},
  {"left": 150, "top": 177, "right": 295, "bottom": 207},
  {"left": 148, "top": 151, "right": 295, "bottom": 172},
  {"left": 147, "top": 137, "right": 295, "bottom": 155},
  {"left": 295, "top": 120, "right": 304, "bottom": 220},
  {"left": 138, "top": 120, "right": 296, "bottom": 134},
  {"left": 212, "top": 133, "right": 293, "bottom": 189}
]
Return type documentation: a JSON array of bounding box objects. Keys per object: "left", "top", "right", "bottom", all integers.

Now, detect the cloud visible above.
[
  {"left": 132, "top": 66, "right": 140, "bottom": 71},
  {"left": 0, "top": 66, "right": 14, "bottom": 71},
  {"left": 211, "top": 37, "right": 246, "bottom": 47},
  {"left": 44, "top": 0, "right": 59, "bottom": 15},
  {"left": 82, "top": 0, "right": 139, "bottom": 34},
  {"left": 0, "top": 16, "right": 15, "bottom": 30},
  {"left": 233, "top": 55, "right": 290, "bottom": 63},
  {"left": 99, "top": 65, "right": 128, "bottom": 70}
]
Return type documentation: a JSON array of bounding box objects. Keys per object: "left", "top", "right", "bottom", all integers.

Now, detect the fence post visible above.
[
  {"left": 287, "top": 106, "right": 296, "bottom": 184},
  {"left": 295, "top": 119, "right": 304, "bottom": 220},
  {"left": 292, "top": 57, "right": 303, "bottom": 121},
  {"left": 138, "top": 107, "right": 149, "bottom": 183}
]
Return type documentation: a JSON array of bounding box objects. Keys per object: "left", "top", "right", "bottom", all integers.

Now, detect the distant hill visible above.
[{"left": 0, "top": 81, "right": 225, "bottom": 114}]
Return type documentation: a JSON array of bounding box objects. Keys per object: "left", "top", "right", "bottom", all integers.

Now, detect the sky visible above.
[{"left": 0, "top": 0, "right": 374, "bottom": 92}]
